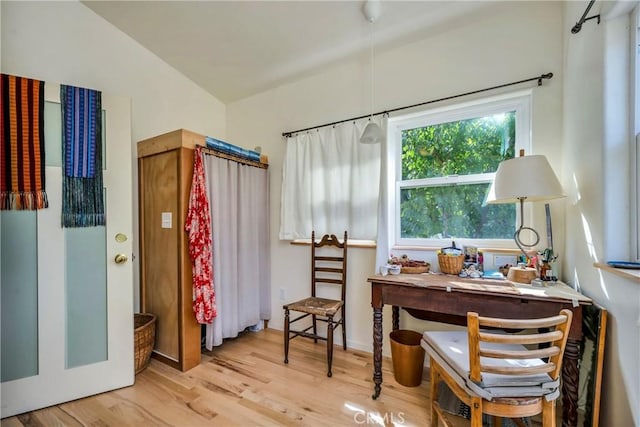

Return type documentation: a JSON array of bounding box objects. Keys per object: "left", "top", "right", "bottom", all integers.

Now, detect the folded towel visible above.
[{"left": 205, "top": 136, "right": 261, "bottom": 162}]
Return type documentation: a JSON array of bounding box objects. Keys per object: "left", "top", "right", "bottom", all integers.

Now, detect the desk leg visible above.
[
  {"left": 562, "top": 338, "right": 580, "bottom": 427},
  {"left": 392, "top": 306, "right": 399, "bottom": 331},
  {"left": 372, "top": 306, "right": 383, "bottom": 399}
]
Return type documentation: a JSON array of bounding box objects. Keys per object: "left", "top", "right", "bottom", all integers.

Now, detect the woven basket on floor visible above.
[
  {"left": 134, "top": 313, "right": 156, "bottom": 374},
  {"left": 438, "top": 254, "right": 465, "bottom": 275}
]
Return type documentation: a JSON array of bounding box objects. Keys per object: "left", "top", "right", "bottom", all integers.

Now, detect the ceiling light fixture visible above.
[{"left": 360, "top": 0, "right": 385, "bottom": 145}]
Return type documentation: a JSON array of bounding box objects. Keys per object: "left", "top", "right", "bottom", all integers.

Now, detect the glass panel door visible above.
[
  {"left": 0, "top": 211, "right": 39, "bottom": 382},
  {"left": 1, "top": 83, "right": 133, "bottom": 418}
]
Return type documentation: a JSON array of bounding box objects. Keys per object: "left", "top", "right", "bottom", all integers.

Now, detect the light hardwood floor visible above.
[{"left": 1, "top": 329, "right": 431, "bottom": 426}]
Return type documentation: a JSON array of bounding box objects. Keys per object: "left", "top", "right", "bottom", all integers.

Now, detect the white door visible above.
[{"left": 0, "top": 83, "right": 134, "bottom": 417}]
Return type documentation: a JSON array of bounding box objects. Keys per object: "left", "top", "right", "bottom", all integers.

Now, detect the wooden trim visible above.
[
  {"left": 150, "top": 351, "right": 180, "bottom": 370},
  {"left": 290, "top": 239, "right": 376, "bottom": 249},
  {"left": 594, "top": 262, "right": 640, "bottom": 282},
  {"left": 178, "top": 146, "right": 201, "bottom": 372},
  {"left": 138, "top": 156, "right": 147, "bottom": 313},
  {"left": 137, "top": 129, "right": 204, "bottom": 158},
  {"left": 591, "top": 308, "right": 607, "bottom": 427},
  {"left": 432, "top": 401, "right": 470, "bottom": 427}
]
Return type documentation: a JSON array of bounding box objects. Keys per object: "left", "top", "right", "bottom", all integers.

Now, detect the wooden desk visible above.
[{"left": 367, "top": 273, "right": 592, "bottom": 427}]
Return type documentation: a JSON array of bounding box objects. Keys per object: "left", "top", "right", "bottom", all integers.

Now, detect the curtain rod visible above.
[
  {"left": 282, "top": 72, "right": 553, "bottom": 138},
  {"left": 571, "top": 0, "right": 600, "bottom": 34},
  {"left": 197, "top": 144, "right": 269, "bottom": 169}
]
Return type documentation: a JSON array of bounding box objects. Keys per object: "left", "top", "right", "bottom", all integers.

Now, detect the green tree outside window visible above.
[{"left": 400, "top": 112, "right": 516, "bottom": 239}]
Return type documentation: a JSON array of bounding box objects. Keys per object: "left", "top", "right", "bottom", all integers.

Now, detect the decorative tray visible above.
[
  {"left": 389, "top": 254, "right": 430, "bottom": 274},
  {"left": 401, "top": 266, "right": 430, "bottom": 274}
]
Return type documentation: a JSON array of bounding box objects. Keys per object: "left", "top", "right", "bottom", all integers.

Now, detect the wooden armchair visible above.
[
  {"left": 422, "top": 309, "right": 572, "bottom": 427},
  {"left": 283, "top": 231, "right": 348, "bottom": 377}
]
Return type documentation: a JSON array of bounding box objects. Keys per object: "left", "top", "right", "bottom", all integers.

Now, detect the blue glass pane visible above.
[
  {"left": 401, "top": 111, "right": 516, "bottom": 180},
  {"left": 1, "top": 211, "right": 39, "bottom": 381},
  {"left": 65, "top": 225, "right": 107, "bottom": 368},
  {"left": 400, "top": 183, "right": 515, "bottom": 239}
]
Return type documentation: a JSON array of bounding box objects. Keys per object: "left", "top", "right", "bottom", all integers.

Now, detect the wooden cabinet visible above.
[{"left": 137, "top": 129, "right": 204, "bottom": 371}]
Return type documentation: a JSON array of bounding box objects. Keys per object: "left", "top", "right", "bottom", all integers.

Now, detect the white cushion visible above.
[{"left": 422, "top": 331, "right": 559, "bottom": 401}]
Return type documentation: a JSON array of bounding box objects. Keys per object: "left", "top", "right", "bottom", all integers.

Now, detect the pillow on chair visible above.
[{"left": 422, "top": 331, "right": 560, "bottom": 401}]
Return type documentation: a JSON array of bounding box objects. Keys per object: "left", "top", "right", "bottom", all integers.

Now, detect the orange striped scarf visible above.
[{"left": 0, "top": 74, "right": 48, "bottom": 210}]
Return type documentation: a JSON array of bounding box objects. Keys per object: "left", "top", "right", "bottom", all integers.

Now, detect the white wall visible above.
[
  {"left": 4, "top": 1, "right": 636, "bottom": 425},
  {"left": 1, "top": 1, "right": 226, "bottom": 143},
  {"left": 1, "top": 0, "right": 227, "bottom": 310},
  {"left": 227, "top": 1, "right": 565, "bottom": 355},
  {"left": 563, "top": 2, "right": 639, "bottom": 426}
]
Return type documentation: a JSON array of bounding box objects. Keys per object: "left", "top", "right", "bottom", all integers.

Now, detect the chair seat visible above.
[
  {"left": 284, "top": 297, "right": 343, "bottom": 317},
  {"left": 422, "top": 331, "right": 559, "bottom": 402}
]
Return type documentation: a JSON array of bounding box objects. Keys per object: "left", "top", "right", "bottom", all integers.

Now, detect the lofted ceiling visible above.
[{"left": 83, "top": 1, "right": 496, "bottom": 104}]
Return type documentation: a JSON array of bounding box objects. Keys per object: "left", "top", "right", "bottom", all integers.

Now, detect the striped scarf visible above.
[
  {"left": 61, "top": 85, "right": 104, "bottom": 227},
  {"left": 0, "top": 74, "right": 48, "bottom": 210},
  {"left": 62, "top": 86, "right": 99, "bottom": 178}
]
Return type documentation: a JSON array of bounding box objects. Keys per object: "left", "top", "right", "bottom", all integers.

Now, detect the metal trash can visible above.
[{"left": 389, "top": 329, "right": 425, "bottom": 387}]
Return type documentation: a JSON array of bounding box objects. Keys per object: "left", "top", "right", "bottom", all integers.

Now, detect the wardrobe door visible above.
[{"left": 138, "top": 130, "right": 200, "bottom": 372}]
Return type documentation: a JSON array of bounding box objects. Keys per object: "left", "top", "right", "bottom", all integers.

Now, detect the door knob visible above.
[{"left": 114, "top": 254, "right": 128, "bottom": 264}]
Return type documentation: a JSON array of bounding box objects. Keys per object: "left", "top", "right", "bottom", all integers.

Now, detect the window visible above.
[{"left": 387, "top": 91, "right": 531, "bottom": 248}]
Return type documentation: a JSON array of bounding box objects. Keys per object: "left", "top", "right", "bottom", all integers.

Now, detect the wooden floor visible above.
[{"left": 1, "top": 329, "right": 431, "bottom": 426}]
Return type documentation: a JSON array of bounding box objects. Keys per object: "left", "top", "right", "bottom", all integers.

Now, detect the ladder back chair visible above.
[
  {"left": 283, "top": 231, "right": 348, "bottom": 377},
  {"left": 422, "top": 309, "right": 573, "bottom": 427}
]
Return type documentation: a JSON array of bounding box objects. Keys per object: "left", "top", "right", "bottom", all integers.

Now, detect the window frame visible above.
[
  {"left": 386, "top": 90, "right": 533, "bottom": 250},
  {"left": 632, "top": 4, "right": 640, "bottom": 261}
]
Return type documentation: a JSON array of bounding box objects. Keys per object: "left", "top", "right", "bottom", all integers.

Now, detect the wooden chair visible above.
[
  {"left": 422, "top": 309, "right": 573, "bottom": 427},
  {"left": 283, "top": 231, "right": 348, "bottom": 377}
]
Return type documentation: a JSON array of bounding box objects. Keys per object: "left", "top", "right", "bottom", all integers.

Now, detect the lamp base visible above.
[{"left": 506, "top": 266, "right": 538, "bottom": 284}]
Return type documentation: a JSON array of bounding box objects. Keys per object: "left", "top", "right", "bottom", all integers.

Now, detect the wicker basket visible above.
[
  {"left": 134, "top": 313, "right": 156, "bottom": 374},
  {"left": 438, "top": 254, "right": 465, "bottom": 275}
]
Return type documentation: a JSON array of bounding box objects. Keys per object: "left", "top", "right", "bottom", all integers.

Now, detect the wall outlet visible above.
[
  {"left": 161, "top": 212, "right": 172, "bottom": 229},
  {"left": 494, "top": 255, "right": 517, "bottom": 267},
  {"left": 279, "top": 287, "right": 286, "bottom": 301}
]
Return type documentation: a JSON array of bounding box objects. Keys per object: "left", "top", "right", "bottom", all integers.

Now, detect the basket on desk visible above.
[
  {"left": 134, "top": 313, "right": 156, "bottom": 374},
  {"left": 438, "top": 254, "right": 465, "bottom": 275}
]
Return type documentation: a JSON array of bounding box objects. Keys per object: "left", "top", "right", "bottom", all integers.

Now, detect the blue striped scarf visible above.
[
  {"left": 61, "top": 85, "right": 104, "bottom": 227},
  {"left": 63, "top": 86, "right": 99, "bottom": 177}
]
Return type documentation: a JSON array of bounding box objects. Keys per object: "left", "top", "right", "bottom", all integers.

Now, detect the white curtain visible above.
[
  {"left": 203, "top": 154, "right": 270, "bottom": 349},
  {"left": 279, "top": 118, "right": 383, "bottom": 240},
  {"left": 375, "top": 121, "right": 392, "bottom": 274}
]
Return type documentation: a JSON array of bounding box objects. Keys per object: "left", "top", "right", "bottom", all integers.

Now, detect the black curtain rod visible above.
[
  {"left": 571, "top": 0, "right": 600, "bottom": 34},
  {"left": 282, "top": 72, "right": 554, "bottom": 138}
]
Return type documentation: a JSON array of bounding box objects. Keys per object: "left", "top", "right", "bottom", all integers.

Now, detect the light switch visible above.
[{"left": 161, "top": 212, "right": 172, "bottom": 229}]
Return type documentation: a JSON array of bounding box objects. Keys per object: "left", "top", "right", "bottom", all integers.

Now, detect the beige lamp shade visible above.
[{"left": 486, "top": 154, "right": 564, "bottom": 204}]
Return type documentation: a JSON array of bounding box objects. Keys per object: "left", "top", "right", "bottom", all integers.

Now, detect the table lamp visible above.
[{"left": 486, "top": 151, "right": 565, "bottom": 283}]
